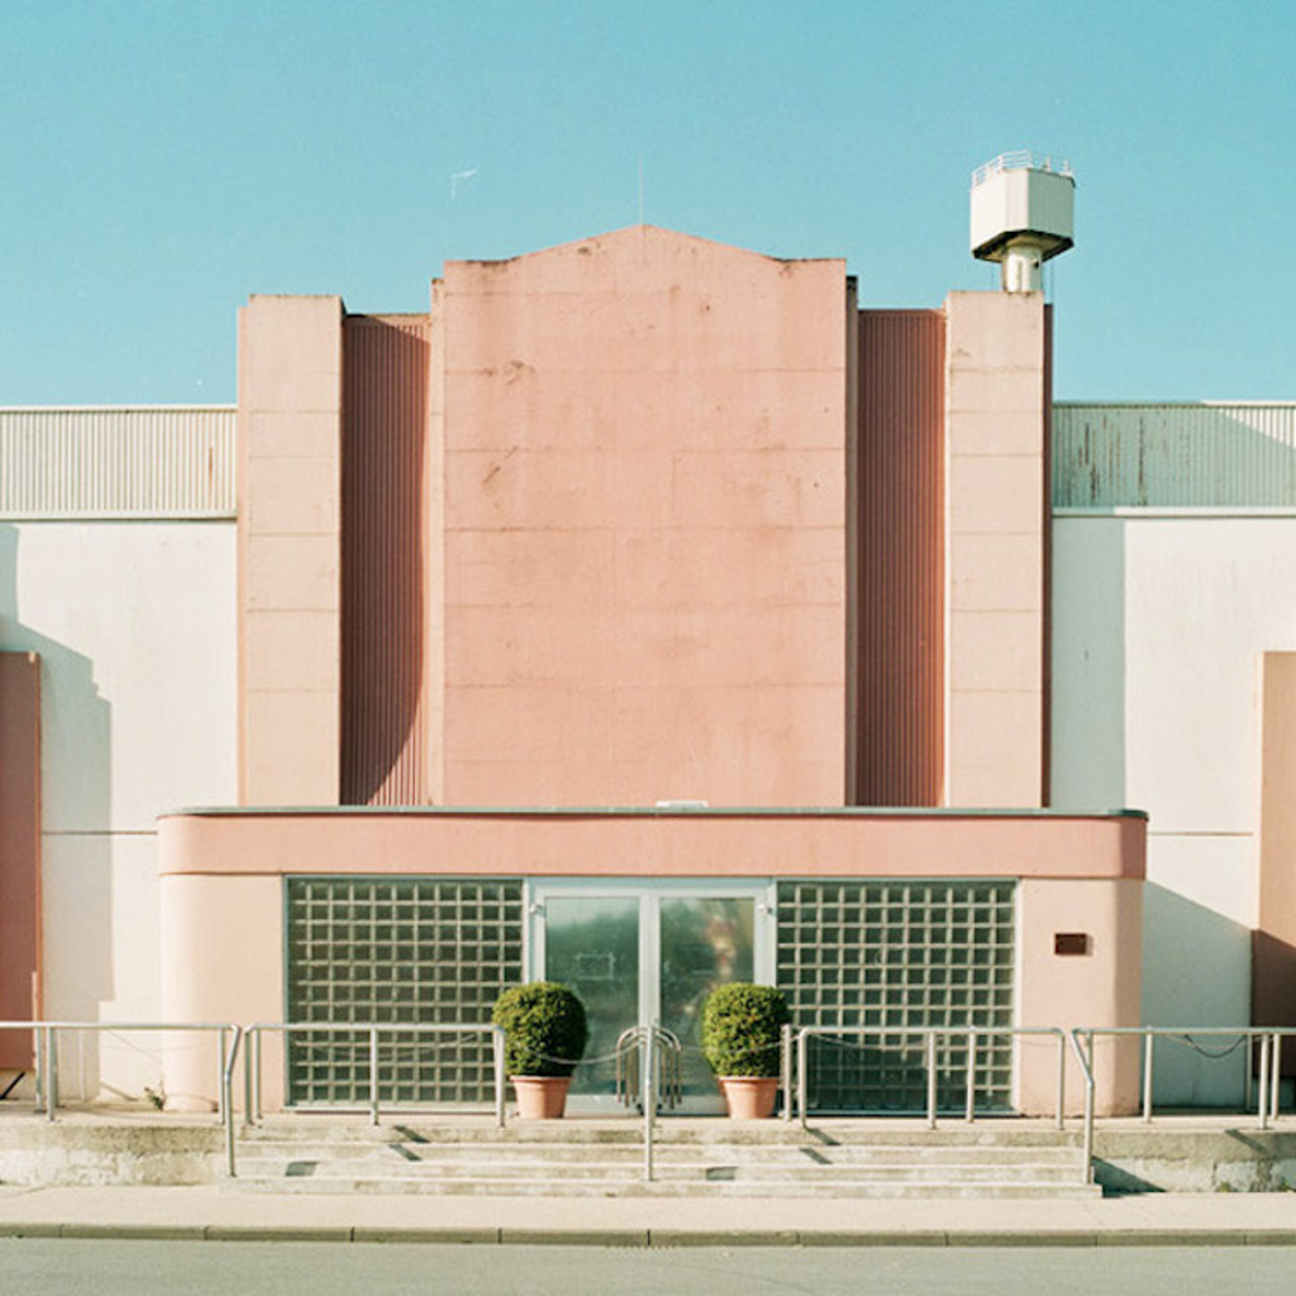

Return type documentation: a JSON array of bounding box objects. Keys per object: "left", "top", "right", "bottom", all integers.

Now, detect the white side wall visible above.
[
  {"left": 1053, "top": 513, "right": 1296, "bottom": 1103},
  {"left": 0, "top": 521, "right": 237, "bottom": 1098}
]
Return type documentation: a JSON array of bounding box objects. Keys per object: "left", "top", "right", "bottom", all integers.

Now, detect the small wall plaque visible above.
[{"left": 1054, "top": 932, "right": 1090, "bottom": 956}]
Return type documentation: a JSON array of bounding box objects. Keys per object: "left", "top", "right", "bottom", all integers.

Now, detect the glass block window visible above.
[
  {"left": 285, "top": 877, "right": 524, "bottom": 1107},
  {"left": 776, "top": 880, "right": 1015, "bottom": 1113}
]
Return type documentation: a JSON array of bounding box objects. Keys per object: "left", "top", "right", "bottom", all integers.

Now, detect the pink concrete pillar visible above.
[
  {"left": 159, "top": 872, "right": 285, "bottom": 1112},
  {"left": 237, "top": 295, "right": 344, "bottom": 805},
  {"left": 1017, "top": 877, "right": 1143, "bottom": 1116},
  {"left": 943, "top": 292, "right": 1049, "bottom": 808}
]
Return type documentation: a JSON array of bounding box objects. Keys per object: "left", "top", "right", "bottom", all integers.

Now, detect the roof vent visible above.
[{"left": 970, "top": 151, "right": 1075, "bottom": 292}]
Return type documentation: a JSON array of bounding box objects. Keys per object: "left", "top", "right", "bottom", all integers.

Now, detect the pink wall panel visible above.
[
  {"left": 438, "top": 227, "right": 848, "bottom": 807},
  {"left": 341, "top": 316, "right": 431, "bottom": 805},
  {"left": 160, "top": 807, "right": 1147, "bottom": 881}
]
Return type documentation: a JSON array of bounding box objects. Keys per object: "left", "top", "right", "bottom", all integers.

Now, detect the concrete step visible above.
[
  {"left": 230, "top": 1174, "right": 1101, "bottom": 1200},
  {"left": 233, "top": 1161, "right": 1083, "bottom": 1181},
  {"left": 240, "top": 1120, "right": 1080, "bottom": 1148},
  {"left": 229, "top": 1121, "right": 1093, "bottom": 1198},
  {"left": 233, "top": 1139, "right": 1082, "bottom": 1167}
]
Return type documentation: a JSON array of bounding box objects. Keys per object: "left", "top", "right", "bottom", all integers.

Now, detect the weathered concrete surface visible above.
[
  {"left": 0, "top": 1115, "right": 224, "bottom": 1186},
  {"left": 7, "top": 1113, "right": 1296, "bottom": 1197},
  {"left": 1095, "top": 1128, "right": 1296, "bottom": 1194}
]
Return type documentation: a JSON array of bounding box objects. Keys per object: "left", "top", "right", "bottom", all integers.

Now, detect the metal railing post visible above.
[
  {"left": 780, "top": 1023, "right": 792, "bottom": 1123},
  {"left": 1065, "top": 1030, "right": 1096, "bottom": 1185},
  {"left": 642, "top": 1027, "right": 655, "bottom": 1184},
  {"left": 369, "top": 1026, "right": 381, "bottom": 1127},
  {"left": 1258, "top": 1032, "right": 1271, "bottom": 1130},
  {"left": 33, "top": 1025, "right": 45, "bottom": 1114},
  {"left": 1055, "top": 1030, "right": 1066, "bottom": 1130},
  {"left": 964, "top": 1029, "right": 976, "bottom": 1124},
  {"left": 1083, "top": 1066, "right": 1095, "bottom": 1183},
  {"left": 797, "top": 1030, "right": 809, "bottom": 1131},
  {"left": 1246, "top": 1034, "right": 1255, "bottom": 1113},
  {"left": 1142, "top": 1033, "right": 1154, "bottom": 1123},
  {"left": 1272, "top": 1033, "right": 1283, "bottom": 1123},
  {"left": 216, "top": 1027, "right": 228, "bottom": 1126},
  {"left": 46, "top": 1027, "right": 58, "bottom": 1122},
  {"left": 493, "top": 1026, "right": 506, "bottom": 1128},
  {"left": 223, "top": 1026, "right": 241, "bottom": 1179},
  {"left": 253, "top": 1027, "right": 263, "bottom": 1124},
  {"left": 243, "top": 1026, "right": 256, "bottom": 1128},
  {"left": 925, "top": 1031, "right": 937, "bottom": 1130}
]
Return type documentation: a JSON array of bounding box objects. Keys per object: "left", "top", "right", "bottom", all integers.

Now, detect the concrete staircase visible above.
[{"left": 230, "top": 1119, "right": 1099, "bottom": 1199}]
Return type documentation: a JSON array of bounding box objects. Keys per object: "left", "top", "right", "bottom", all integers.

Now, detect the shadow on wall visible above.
[
  {"left": 341, "top": 317, "right": 428, "bottom": 804},
  {"left": 1142, "top": 882, "right": 1253, "bottom": 1108},
  {"left": 0, "top": 523, "right": 113, "bottom": 1096},
  {"left": 1049, "top": 515, "right": 1125, "bottom": 808},
  {"left": 1252, "top": 930, "right": 1296, "bottom": 1076}
]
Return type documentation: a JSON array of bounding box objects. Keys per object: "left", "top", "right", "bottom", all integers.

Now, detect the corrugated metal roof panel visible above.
[
  {"left": 340, "top": 316, "right": 432, "bottom": 807},
  {"left": 0, "top": 407, "right": 236, "bottom": 518},
  {"left": 854, "top": 309, "right": 944, "bottom": 807},
  {"left": 1054, "top": 403, "right": 1296, "bottom": 509}
]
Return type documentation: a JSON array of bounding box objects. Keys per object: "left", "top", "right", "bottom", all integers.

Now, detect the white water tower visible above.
[{"left": 970, "top": 151, "right": 1075, "bottom": 292}]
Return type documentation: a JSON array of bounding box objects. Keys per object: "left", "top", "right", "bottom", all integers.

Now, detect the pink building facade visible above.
[
  {"left": 158, "top": 226, "right": 1142, "bottom": 1116},
  {"left": 0, "top": 225, "right": 1145, "bottom": 1116}
]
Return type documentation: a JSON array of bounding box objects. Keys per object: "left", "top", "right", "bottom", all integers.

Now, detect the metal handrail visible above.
[
  {"left": 241, "top": 1021, "right": 507, "bottom": 1129},
  {"left": 971, "top": 151, "right": 1073, "bottom": 186},
  {"left": 11, "top": 1018, "right": 1296, "bottom": 1191},
  {"left": 1065, "top": 1029, "right": 1096, "bottom": 1184},
  {"left": 794, "top": 1026, "right": 1067, "bottom": 1130},
  {"left": 0, "top": 1020, "right": 237, "bottom": 1122},
  {"left": 222, "top": 1026, "right": 243, "bottom": 1177},
  {"left": 1075, "top": 1026, "right": 1275, "bottom": 1129},
  {"left": 614, "top": 1024, "right": 682, "bottom": 1113},
  {"left": 1257, "top": 1028, "right": 1296, "bottom": 1124},
  {"left": 615, "top": 1024, "right": 683, "bottom": 1183}
]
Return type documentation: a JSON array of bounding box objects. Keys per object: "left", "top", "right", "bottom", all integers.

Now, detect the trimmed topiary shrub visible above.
[
  {"left": 491, "top": 981, "right": 589, "bottom": 1078},
  {"left": 701, "top": 982, "right": 790, "bottom": 1078}
]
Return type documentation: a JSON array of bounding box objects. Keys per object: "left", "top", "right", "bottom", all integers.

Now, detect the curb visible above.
[{"left": 3, "top": 1224, "right": 1296, "bottom": 1247}]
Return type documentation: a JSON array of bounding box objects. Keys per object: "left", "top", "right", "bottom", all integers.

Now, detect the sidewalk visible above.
[{"left": 2, "top": 1183, "right": 1296, "bottom": 1246}]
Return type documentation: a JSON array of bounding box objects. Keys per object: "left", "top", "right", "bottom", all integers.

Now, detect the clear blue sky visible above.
[{"left": 4, "top": 0, "right": 1293, "bottom": 404}]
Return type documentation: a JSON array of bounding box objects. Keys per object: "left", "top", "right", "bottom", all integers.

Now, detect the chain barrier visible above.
[{"left": 1165, "top": 1033, "right": 1249, "bottom": 1061}]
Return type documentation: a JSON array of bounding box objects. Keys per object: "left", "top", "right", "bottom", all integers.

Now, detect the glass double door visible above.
[{"left": 529, "top": 882, "right": 774, "bottom": 1113}]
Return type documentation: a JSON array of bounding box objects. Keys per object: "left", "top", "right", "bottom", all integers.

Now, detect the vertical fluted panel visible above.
[
  {"left": 0, "top": 407, "right": 234, "bottom": 517},
  {"left": 1054, "top": 403, "right": 1296, "bottom": 507},
  {"left": 341, "top": 315, "right": 431, "bottom": 805},
  {"left": 854, "top": 311, "right": 944, "bottom": 806}
]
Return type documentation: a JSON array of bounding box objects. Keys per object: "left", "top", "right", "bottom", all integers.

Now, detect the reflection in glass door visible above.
[
  {"left": 531, "top": 883, "right": 771, "bottom": 1114},
  {"left": 659, "top": 897, "right": 754, "bottom": 1105},
  {"left": 543, "top": 895, "right": 640, "bottom": 1102}
]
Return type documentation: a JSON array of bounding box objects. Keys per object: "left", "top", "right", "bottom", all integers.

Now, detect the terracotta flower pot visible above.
[
  {"left": 511, "top": 1075, "right": 572, "bottom": 1119},
  {"left": 718, "top": 1076, "right": 779, "bottom": 1119}
]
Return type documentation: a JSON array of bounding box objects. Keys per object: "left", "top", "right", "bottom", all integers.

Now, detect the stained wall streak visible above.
[
  {"left": 854, "top": 311, "right": 944, "bottom": 806},
  {"left": 341, "top": 316, "right": 431, "bottom": 805},
  {"left": 1054, "top": 403, "right": 1296, "bottom": 508}
]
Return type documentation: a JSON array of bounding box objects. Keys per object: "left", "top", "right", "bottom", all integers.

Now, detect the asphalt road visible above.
[{"left": 4, "top": 1240, "right": 1296, "bottom": 1296}]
